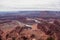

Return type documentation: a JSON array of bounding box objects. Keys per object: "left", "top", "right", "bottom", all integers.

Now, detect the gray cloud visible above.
[{"left": 0, "top": 0, "right": 60, "bottom": 11}]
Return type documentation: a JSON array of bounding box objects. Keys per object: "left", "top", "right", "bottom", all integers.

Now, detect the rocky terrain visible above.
[{"left": 0, "top": 11, "right": 60, "bottom": 40}]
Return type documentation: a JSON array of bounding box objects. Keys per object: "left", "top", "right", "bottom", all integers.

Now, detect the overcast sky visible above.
[{"left": 0, "top": 0, "right": 60, "bottom": 11}]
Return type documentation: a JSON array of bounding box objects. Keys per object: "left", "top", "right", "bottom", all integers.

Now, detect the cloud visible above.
[{"left": 0, "top": 0, "right": 60, "bottom": 11}]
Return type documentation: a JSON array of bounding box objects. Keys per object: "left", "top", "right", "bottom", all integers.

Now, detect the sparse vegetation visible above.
[{"left": 47, "top": 37, "right": 55, "bottom": 40}]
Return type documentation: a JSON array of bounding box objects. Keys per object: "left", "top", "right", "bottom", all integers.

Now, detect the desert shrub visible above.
[
  {"left": 30, "top": 34, "right": 35, "bottom": 38},
  {"left": 47, "top": 37, "right": 55, "bottom": 40}
]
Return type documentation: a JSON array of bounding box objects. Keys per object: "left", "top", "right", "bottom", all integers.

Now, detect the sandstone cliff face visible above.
[{"left": 0, "top": 19, "right": 60, "bottom": 40}]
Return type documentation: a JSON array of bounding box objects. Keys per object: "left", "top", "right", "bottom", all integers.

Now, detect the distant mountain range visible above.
[{"left": 0, "top": 11, "right": 60, "bottom": 18}]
